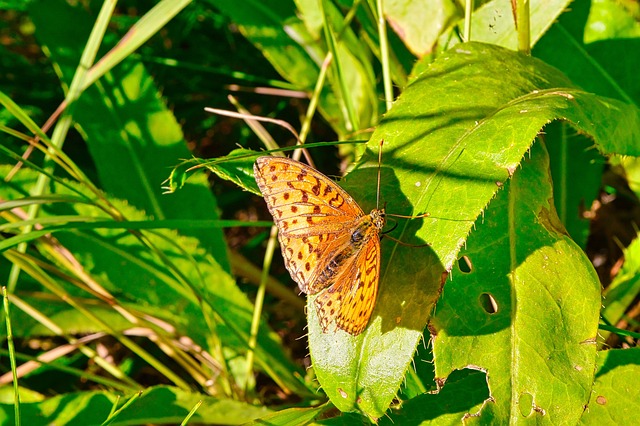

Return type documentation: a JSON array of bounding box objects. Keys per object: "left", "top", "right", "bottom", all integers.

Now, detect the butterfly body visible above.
[{"left": 254, "top": 156, "right": 383, "bottom": 335}]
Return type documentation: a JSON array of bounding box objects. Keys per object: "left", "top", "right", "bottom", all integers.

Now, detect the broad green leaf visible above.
[
  {"left": 432, "top": 141, "right": 600, "bottom": 423},
  {"left": 601, "top": 233, "right": 640, "bottom": 329},
  {"left": 0, "top": 165, "right": 310, "bottom": 397},
  {"left": 384, "top": 0, "right": 460, "bottom": 56},
  {"left": 578, "top": 348, "right": 640, "bottom": 425},
  {"left": 381, "top": 370, "right": 490, "bottom": 425},
  {"left": 0, "top": 386, "right": 270, "bottom": 425},
  {"left": 307, "top": 42, "right": 639, "bottom": 419},
  {"left": 585, "top": 0, "right": 640, "bottom": 42},
  {"left": 533, "top": 0, "right": 637, "bottom": 104},
  {"left": 29, "top": 0, "right": 231, "bottom": 272}
]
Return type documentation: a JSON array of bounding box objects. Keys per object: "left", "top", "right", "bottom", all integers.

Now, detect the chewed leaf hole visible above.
[
  {"left": 479, "top": 293, "right": 498, "bottom": 314},
  {"left": 458, "top": 256, "right": 472, "bottom": 273}
]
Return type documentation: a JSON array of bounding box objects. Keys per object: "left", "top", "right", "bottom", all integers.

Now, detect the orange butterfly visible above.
[
  {"left": 254, "top": 149, "right": 423, "bottom": 335},
  {"left": 253, "top": 149, "right": 428, "bottom": 336}
]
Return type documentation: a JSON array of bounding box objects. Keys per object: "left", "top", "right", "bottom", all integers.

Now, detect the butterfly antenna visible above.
[
  {"left": 376, "top": 139, "right": 383, "bottom": 210},
  {"left": 382, "top": 233, "right": 431, "bottom": 248},
  {"left": 386, "top": 211, "right": 431, "bottom": 219}
]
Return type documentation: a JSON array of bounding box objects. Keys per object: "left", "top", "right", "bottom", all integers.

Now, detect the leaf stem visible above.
[
  {"left": 3, "top": 287, "right": 21, "bottom": 426},
  {"left": 516, "top": 0, "right": 530, "bottom": 54},
  {"left": 463, "top": 0, "right": 473, "bottom": 42},
  {"left": 377, "top": 0, "right": 393, "bottom": 111},
  {"left": 245, "top": 225, "right": 279, "bottom": 393}
]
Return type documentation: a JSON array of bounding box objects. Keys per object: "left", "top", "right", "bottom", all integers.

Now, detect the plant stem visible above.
[
  {"left": 516, "top": 0, "right": 530, "bottom": 54},
  {"left": 377, "top": 0, "right": 393, "bottom": 111}
]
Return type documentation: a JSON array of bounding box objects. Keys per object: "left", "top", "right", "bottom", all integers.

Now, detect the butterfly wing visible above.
[
  {"left": 254, "top": 156, "right": 366, "bottom": 294},
  {"left": 314, "top": 236, "right": 380, "bottom": 335}
]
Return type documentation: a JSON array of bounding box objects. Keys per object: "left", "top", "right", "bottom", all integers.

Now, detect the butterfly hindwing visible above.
[{"left": 314, "top": 236, "right": 380, "bottom": 335}]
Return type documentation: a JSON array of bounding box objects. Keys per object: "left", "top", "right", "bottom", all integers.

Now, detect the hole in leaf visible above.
[
  {"left": 458, "top": 256, "right": 472, "bottom": 273},
  {"left": 479, "top": 293, "right": 498, "bottom": 314}
]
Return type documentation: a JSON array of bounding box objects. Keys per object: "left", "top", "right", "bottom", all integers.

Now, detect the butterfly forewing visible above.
[
  {"left": 254, "top": 157, "right": 366, "bottom": 291},
  {"left": 254, "top": 156, "right": 382, "bottom": 335},
  {"left": 254, "top": 157, "right": 364, "bottom": 235}
]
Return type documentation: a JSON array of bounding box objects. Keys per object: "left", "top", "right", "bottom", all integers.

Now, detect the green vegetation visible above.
[{"left": 1, "top": 0, "right": 639, "bottom": 424}]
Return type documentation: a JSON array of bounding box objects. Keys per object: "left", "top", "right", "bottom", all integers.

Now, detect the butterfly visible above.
[{"left": 254, "top": 154, "right": 388, "bottom": 336}]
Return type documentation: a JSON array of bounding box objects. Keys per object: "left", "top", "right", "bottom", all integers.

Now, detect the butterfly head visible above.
[{"left": 370, "top": 208, "right": 386, "bottom": 230}]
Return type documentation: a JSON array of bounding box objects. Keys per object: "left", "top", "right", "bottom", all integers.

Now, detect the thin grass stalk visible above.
[
  {"left": 225, "top": 96, "right": 284, "bottom": 153},
  {"left": 320, "top": 0, "right": 359, "bottom": 132},
  {"left": 181, "top": 400, "right": 203, "bottom": 425},
  {"left": 0, "top": 94, "right": 104, "bottom": 199},
  {"left": 516, "top": 0, "right": 530, "bottom": 54},
  {"left": 245, "top": 224, "right": 279, "bottom": 393},
  {"left": 3, "top": 287, "right": 20, "bottom": 426},
  {"left": 39, "top": 228, "right": 225, "bottom": 389},
  {"left": 229, "top": 251, "right": 304, "bottom": 310},
  {"left": 376, "top": 0, "right": 393, "bottom": 111},
  {"left": 463, "top": 0, "right": 473, "bottom": 42},
  {"left": 84, "top": 0, "right": 192, "bottom": 91},
  {"left": 296, "top": 0, "right": 361, "bottom": 160},
  {"left": 295, "top": 53, "right": 332, "bottom": 162},
  {"left": 100, "top": 391, "right": 143, "bottom": 426}
]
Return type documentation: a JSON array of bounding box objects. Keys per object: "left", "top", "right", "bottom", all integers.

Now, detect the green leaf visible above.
[
  {"left": 585, "top": 0, "right": 640, "bottom": 42},
  {"left": 533, "top": 1, "right": 637, "bottom": 104},
  {"left": 432, "top": 141, "right": 600, "bottom": 423},
  {"left": 0, "top": 386, "right": 270, "bottom": 425},
  {"left": 307, "top": 42, "right": 638, "bottom": 419},
  {"left": 29, "top": 0, "right": 231, "bottom": 271},
  {"left": 164, "top": 148, "right": 262, "bottom": 195},
  {"left": 601, "top": 232, "right": 640, "bottom": 329},
  {"left": 384, "top": 0, "right": 460, "bottom": 56},
  {"left": 381, "top": 370, "right": 490, "bottom": 425},
  {"left": 578, "top": 348, "right": 640, "bottom": 425},
  {"left": 618, "top": 156, "right": 640, "bottom": 199}
]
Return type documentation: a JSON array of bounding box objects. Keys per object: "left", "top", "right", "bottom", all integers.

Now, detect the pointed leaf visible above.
[{"left": 578, "top": 348, "right": 640, "bottom": 425}]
